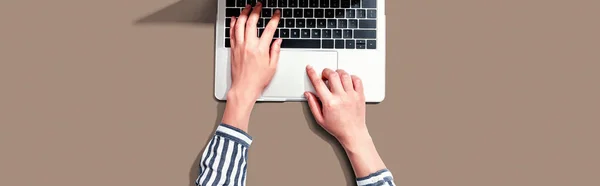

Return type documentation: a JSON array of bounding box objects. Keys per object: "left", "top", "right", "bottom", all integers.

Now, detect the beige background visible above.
[{"left": 1, "top": 0, "right": 599, "bottom": 185}]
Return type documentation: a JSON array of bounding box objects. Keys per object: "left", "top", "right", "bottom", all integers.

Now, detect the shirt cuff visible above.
[
  {"left": 214, "top": 123, "right": 253, "bottom": 148},
  {"left": 356, "top": 169, "right": 394, "bottom": 186}
]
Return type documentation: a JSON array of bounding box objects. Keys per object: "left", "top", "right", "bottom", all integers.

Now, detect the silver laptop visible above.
[{"left": 214, "top": 0, "right": 386, "bottom": 102}]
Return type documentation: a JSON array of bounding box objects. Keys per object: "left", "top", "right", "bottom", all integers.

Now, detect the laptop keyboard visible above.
[{"left": 225, "top": 0, "right": 377, "bottom": 49}]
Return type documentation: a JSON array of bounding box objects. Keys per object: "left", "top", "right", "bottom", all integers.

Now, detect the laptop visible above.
[{"left": 215, "top": 0, "right": 386, "bottom": 102}]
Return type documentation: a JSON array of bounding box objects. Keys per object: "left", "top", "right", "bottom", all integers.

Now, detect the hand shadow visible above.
[
  {"left": 135, "top": 0, "right": 217, "bottom": 25},
  {"left": 302, "top": 103, "right": 356, "bottom": 186},
  {"left": 188, "top": 102, "right": 226, "bottom": 186}
]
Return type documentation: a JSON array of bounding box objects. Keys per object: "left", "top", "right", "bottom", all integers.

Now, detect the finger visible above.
[
  {"left": 245, "top": 2, "right": 262, "bottom": 40},
  {"left": 351, "top": 75, "right": 364, "bottom": 95},
  {"left": 235, "top": 4, "right": 252, "bottom": 43},
  {"left": 305, "top": 92, "right": 325, "bottom": 124},
  {"left": 306, "top": 65, "right": 332, "bottom": 98},
  {"left": 269, "top": 38, "right": 282, "bottom": 67},
  {"left": 260, "top": 9, "right": 281, "bottom": 47},
  {"left": 336, "top": 69, "right": 354, "bottom": 92},
  {"left": 229, "top": 17, "right": 237, "bottom": 48},
  {"left": 322, "top": 68, "right": 344, "bottom": 93}
]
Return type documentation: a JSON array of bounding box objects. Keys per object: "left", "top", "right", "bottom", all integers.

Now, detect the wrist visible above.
[
  {"left": 221, "top": 89, "right": 257, "bottom": 132},
  {"left": 339, "top": 131, "right": 374, "bottom": 153}
]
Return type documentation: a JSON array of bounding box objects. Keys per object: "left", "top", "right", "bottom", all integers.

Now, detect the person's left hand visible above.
[{"left": 228, "top": 2, "right": 282, "bottom": 101}]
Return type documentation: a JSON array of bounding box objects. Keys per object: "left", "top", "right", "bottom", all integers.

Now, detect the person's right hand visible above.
[{"left": 304, "top": 66, "right": 370, "bottom": 146}]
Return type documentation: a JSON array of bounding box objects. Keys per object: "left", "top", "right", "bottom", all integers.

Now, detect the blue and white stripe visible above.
[
  {"left": 196, "top": 123, "right": 396, "bottom": 186},
  {"left": 196, "top": 124, "right": 252, "bottom": 186},
  {"left": 356, "top": 169, "right": 396, "bottom": 186}
]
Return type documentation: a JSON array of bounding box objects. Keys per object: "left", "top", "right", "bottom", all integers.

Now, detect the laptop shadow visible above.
[{"left": 135, "top": 0, "right": 217, "bottom": 25}]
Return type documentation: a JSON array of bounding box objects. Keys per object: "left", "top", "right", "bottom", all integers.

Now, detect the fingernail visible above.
[
  {"left": 257, "top": 2, "right": 261, "bottom": 6},
  {"left": 306, "top": 65, "right": 313, "bottom": 69},
  {"left": 246, "top": 4, "right": 250, "bottom": 8}
]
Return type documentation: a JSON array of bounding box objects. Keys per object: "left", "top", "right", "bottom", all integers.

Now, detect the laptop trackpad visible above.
[{"left": 261, "top": 51, "right": 338, "bottom": 99}]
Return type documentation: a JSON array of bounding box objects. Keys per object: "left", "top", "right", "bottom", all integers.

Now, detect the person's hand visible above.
[
  {"left": 304, "top": 66, "right": 370, "bottom": 147},
  {"left": 228, "top": 2, "right": 282, "bottom": 101},
  {"left": 221, "top": 3, "right": 281, "bottom": 132}
]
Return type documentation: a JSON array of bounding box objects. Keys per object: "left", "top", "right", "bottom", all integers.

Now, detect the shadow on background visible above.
[
  {"left": 135, "top": 0, "right": 217, "bottom": 25},
  {"left": 302, "top": 103, "right": 356, "bottom": 186},
  {"left": 189, "top": 102, "right": 226, "bottom": 186}
]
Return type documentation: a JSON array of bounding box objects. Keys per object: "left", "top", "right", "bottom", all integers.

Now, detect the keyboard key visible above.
[
  {"left": 325, "top": 9, "right": 335, "bottom": 18},
  {"left": 226, "top": 8, "right": 241, "bottom": 17},
  {"left": 296, "top": 19, "right": 306, "bottom": 27},
  {"left": 273, "top": 29, "right": 280, "bottom": 37},
  {"left": 262, "top": 8, "right": 272, "bottom": 17},
  {"left": 357, "top": 9, "right": 366, "bottom": 18},
  {"left": 312, "top": 29, "right": 321, "bottom": 38},
  {"left": 225, "top": 38, "right": 231, "bottom": 47},
  {"left": 327, "top": 19, "right": 337, "bottom": 28},
  {"left": 323, "top": 29, "right": 332, "bottom": 38},
  {"left": 309, "top": 0, "right": 318, "bottom": 7},
  {"left": 331, "top": 0, "right": 340, "bottom": 8},
  {"left": 283, "top": 9, "right": 293, "bottom": 17},
  {"left": 346, "top": 40, "right": 355, "bottom": 49},
  {"left": 286, "top": 19, "right": 295, "bottom": 27},
  {"left": 281, "top": 39, "right": 321, "bottom": 48},
  {"left": 258, "top": 28, "right": 265, "bottom": 37},
  {"left": 294, "top": 9, "right": 303, "bottom": 17},
  {"left": 317, "top": 19, "right": 327, "bottom": 28},
  {"left": 278, "top": 18, "right": 285, "bottom": 27},
  {"left": 367, "top": 10, "right": 377, "bottom": 18},
  {"left": 289, "top": 0, "right": 298, "bottom": 7},
  {"left": 226, "top": 28, "right": 231, "bottom": 37},
  {"left": 354, "top": 30, "right": 376, "bottom": 38},
  {"left": 314, "top": 9, "right": 324, "bottom": 18},
  {"left": 257, "top": 18, "right": 264, "bottom": 27},
  {"left": 226, "top": 18, "right": 232, "bottom": 27},
  {"left": 279, "top": 0, "right": 287, "bottom": 7},
  {"left": 323, "top": 40, "right": 334, "bottom": 49},
  {"left": 299, "top": 0, "right": 309, "bottom": 7},
  {"left": 301, "top": 29, "right": 311, "bottom": 38},
  {"left": 338, "top": 19, "right": 348, "bottom": 28},
  {"left": 335, "top": 9, "right": 345, "bottom": 18},
  {"left": 333, "top": 29, "right": 342, "bottom": 38},
  {"left": 356, "top": 40, "right": 366, "bottom": 49},
  {"left": 343, "top": 30, "right": 352, "bottom": 38},
  {"left": 237, "top": 0, "right": 246, "bottom": 7},
  {"left": 227, "top": 0, "right": 236, "bottom": 7},
  {"left": 351, "top": 0, "right": 360, "bottom": 8},
  {"left": 304, "top": 9, "right": 314, "bottom": 17},
  {"left": 248, "top": 0, "right": 257, "bottom": 6},
  {"left": 346, "top": 9, "right": 355, "bottom": 18},
  {"left": 291, "top": 29, "right": 301, "bottom": 38},
  {"left": 307, "top": 19, "right": 316, "bottom": 28},
  {"left": 367, "top": 40, "right": 376, "bottom": 49},
  {"left": 320, "top": 0, "right": 329, "bottom": 8},
  {"left": 335, "top": 40, "right": 345, "bottom": 48},
  {"left": 359, "top": 20, "right": 376, "bottom": 28},
  {"left": 341, "top": 0, "right": 351, "bottom": 8},
  {"left": 267, "top": 0, "right": 277, "bottom": 7},
  {"left": 362, "top": 0, "right": 377, "bottom": 8},
  {"left": 280, "top": 29, "right": 290, "bottom": 38},
  {"left": 348, "top": 19, "right": 358, "bottom": 28}
]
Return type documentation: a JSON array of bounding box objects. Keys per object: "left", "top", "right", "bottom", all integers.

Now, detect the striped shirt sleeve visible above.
[
  {"left": 356, "top": 169, "right": 396, "bottom": 186},
  {"left": 196, "top": 124, "right": 252, "bottom": 186}
]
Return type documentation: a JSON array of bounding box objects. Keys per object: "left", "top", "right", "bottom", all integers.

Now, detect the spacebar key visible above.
[{"left": 281, "top": 39, "right": 321, "bottom": 48}]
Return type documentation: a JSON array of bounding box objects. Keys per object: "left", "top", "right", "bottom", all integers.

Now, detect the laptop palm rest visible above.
[{"left": 260, "top": 51, "right": 338, "bottom": 101}]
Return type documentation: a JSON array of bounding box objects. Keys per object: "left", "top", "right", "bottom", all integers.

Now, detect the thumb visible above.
[{"left": 305, "top": 92, "right": 325, "bottom": 124}]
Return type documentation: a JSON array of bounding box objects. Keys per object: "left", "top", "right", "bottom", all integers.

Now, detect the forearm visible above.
[
  {"left": 221, "top": 88, "right": 258, "bottom": 132},
  {"left": 341, "top": 132, "right": 395, "bottom": 186}
]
